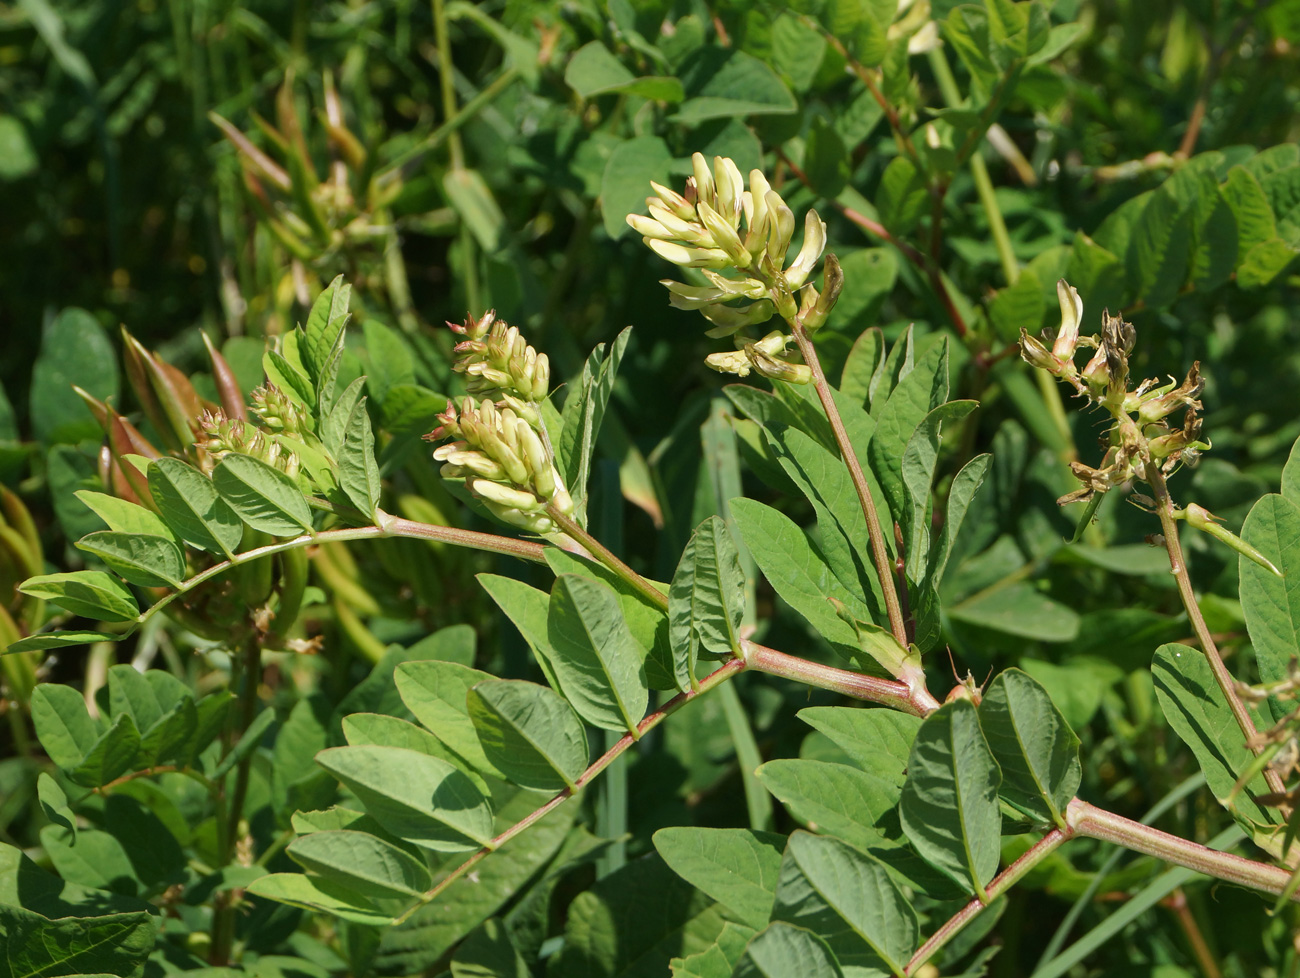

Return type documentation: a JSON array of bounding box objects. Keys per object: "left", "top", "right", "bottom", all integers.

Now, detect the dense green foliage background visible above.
[{"left": 2, "top": 0, "right": 1300, "bottom": 975}]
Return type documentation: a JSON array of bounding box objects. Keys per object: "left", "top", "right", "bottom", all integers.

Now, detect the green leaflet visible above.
[
  {"left": 450, "top": 918, "right": 533, "bottom": 978},
  {"left": 653, "top": 827, "right": 785, "bottom": 929},
  {"left": 771, "top": 831, "right": 918, "bottom": 977},
  {"left": 556, "top": 328, "right": 632, "bottom": 524},
  {"left": 899, "top": 700, "right": 1002, "bottom": 899},
  {"left": 549, "top": 855, "right": 737, "bottom": 978},
  {"left": 37, "top": 773, "right": 76, "bottom": 843},
  {"left": 337, "top": 395, "right": 382, "bottom": 520},
  {"left": 75, "top": 531, "right": 185, "bottom": 588},
  {"left": 477, "top": 573, "right": 565, "bottom": 693},
  {"left": 147, "top": 457, "right": 243, "bottom": 557},
  {"left": 0, "top": 905, "right": 156, "bottom": 978},
  {"left": 288, "top": 829, "right": 432, "bottom": 899},
  {"left": 301, "top": 274, "right": 352, "bottom": 387},
  {"left": 395, "top": 660, "right": 506, "bottom": 780},
  {"left": 542, "top": 550, "right": 677, "bottom": 691},
  {"left": 546, "top": 573, "right": 650, "bottom": 735},
  {"left": 669, "top": 516, "right": 745, "bottom": 690},
  {"left": 1151, "top": 644, "right": 1276, "bottom": 826},
  {"left": 74, "top": 490, "right": 175, "bottom": 541},
  {"left": 316, "top": 745, "right": 495, "bottom": 853},
  {"left": 1240, "top": 493, "right": 1300, "bottom": 691},
  {"left": 875, "top": 156, "right": 928, "bottom": 236},
  {"left": 5, "top": 630, "right": 123, "bottom": 653},
  {"left": 669, "top": 922, "right": 755, "bottom": 978},
  {"left": 868, "top": 338, "right": 949, "bottom": 532},
  {"left": 19, "top": 570, "right": 138, "bottom": 622},
  {"left": 247, "top": 872, "right": 397, "bottom": 927},
  {"left": 212, "top": 453, "right": 314, "bottom": 536},
  {"left": 796, "top": 708, "right": 921, "bottom": 787},
  {"left": 69, "top": 713, "right": 143, "bottom": 788},
  {"left": 566, "top": 42, "right": 684, "bottom": 102},
  {"left": 978, "top": 669, "right": 1081, "bottom": 826},
  {"left": 375, "top": 786, "right": 575, "bottom": 972},
  {"left": 757, "top": 759, "right": 903, "bottom": 854},
  {"left": 733, "top": 922, "right": 845, "bottom": 978},
  {"left": 342, "top": 713, "right": 490, "bottom": 798},
  {"left": 947, "top": 582, "right": 1080, "bottom": 643},
  {"left": 467, "top": 679, "right": 589, "bottom": 792},
  {"left": 730, "top": 497, "right": 866, "bottom": 657},
  {"left": 30, "top": 683, "right": 103, "bottom": 770},
  {"left": 899, "top": 401, "right": 979, "bottom": 582}
]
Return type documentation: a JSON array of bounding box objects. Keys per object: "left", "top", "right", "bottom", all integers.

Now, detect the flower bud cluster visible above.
[
  {"left": 428, "top": 395, "right": 572, "bottom": 535},
  {"left": 199, "top": 410, "right": 302, "bottom": 480},
  {"left": 630, "top": 154, "right": 843, "bottom": 383},
  {"left": 450, "top": 310, "right": 550, "bottom": 409},
  {"left": 251, "top": 384, "right": 313, "bottom": 437},
  {"left": 1021, "top": 279, "right": 1211, "bottom": 508}
]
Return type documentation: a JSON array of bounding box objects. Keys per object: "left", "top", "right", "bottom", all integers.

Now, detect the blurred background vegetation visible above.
[{"left": 2, "top": 0, "right": 1300, "bottom": 973}]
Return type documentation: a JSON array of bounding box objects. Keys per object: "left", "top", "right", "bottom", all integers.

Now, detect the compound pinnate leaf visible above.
[
  {"left": 653, "top": 826, "right": 785, "bottom": 930},
  {"left": 978, "top": 669, "right": 1081, "bottom": 826},
  {"left": 147, "top": 457, "right": 243, "bottom": 556},
  {"left": 771, "top": 831, "right": 918, "bottom": 977},
  {"left": 288, "top": 829, "right": 432, "bottom": 899},
  {"left": 212, "top": 453, "right": 314, "bottom": 536},
  {"left": 899, "top": 700, "right": 1002, "bottom": 899},
  {"left": 669, "top": 516, "right": 745, "bottom": 690},
  {"left": 316, "top": 745, "right": 494, "bottom": 853},
  {"left": 546, "top": 573, "right": 649, "bottom": 735},
  {"left": 467, "top": 679, "right": 588, "bottom": 792},
  {"left": 733, "top": 922, "right": 845, "bottom": 978},
  {"left": 75, "top": 531, "right": 186, "bottom": 588},
  {"left": 395, "top": 660, "right": 506, "bottom": 780},
  {"left": 19, "top": 571, "right": 138, "bottom": 623}
]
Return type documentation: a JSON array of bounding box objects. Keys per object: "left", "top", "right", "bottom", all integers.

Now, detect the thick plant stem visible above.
[
  {"left": 1144, "top": 463, "right": 1284, "bottom": 795},
  {"left": 394, "top": 657, "right": 747, "bottom": 923},
  {"left": 790, "top": 323, "right": 910, "bottom": 649},
  {"left": 906, "top": 828, "right": 1072, "bottom": 974},
  {"left": 745, "top": 642, "right": 940, "bottom": 716},
  {"left": 546, "top": 506, "right": 670, "bottom": 611},
  {"left": 1067, "top": 798, "right": 1299, "bottom": 898}
]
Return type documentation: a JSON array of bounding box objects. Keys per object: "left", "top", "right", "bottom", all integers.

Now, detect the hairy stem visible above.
[
  {"left": 790, "top": 322, "right": 910, "bottom": 649},
  {"left": 906, "top": 828, "right": 1072, "bottom": 974},
  {"left": 1067, "top": 798, "right": 1299, "bottom": 898},
  {"left": 394, "top": 657, "right": 747, "bottom": 924},
  {"left": 745, "top": 642, "right": 940, "bottom": 716},
  {"left": 1144, "top": 463, "right": 1284, "bottom": 795}
]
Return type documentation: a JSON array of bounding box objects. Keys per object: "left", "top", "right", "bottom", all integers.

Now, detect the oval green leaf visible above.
[
  {"left": 212, "top": 453, "right": 313, "bottom": 536},
  {"left": 467, "top": 679, "right": 588, "bottom": 792}
]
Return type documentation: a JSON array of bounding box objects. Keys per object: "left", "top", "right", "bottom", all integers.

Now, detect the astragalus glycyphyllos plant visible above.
[{"left": 9, "top": 152, "right": 1300, "bottom": 978}]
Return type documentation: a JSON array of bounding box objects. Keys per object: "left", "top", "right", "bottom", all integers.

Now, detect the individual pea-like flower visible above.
[
  {"left": 630, "top": 154, "right": 842, "bottom": 382},
  {"left": 704, "top": 331, "right": 811, "bottom": 384},
  {"left": 427, "top": 395, "right": 572, "bottom": 534}
]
